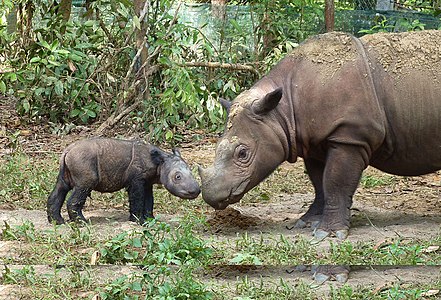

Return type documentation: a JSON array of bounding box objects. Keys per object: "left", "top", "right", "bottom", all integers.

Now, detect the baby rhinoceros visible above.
[{"left": 47, "top": 138, "right": 200, "bottom": 225}]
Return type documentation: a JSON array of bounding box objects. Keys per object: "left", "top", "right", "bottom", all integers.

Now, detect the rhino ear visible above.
[
  {"left": 172, "top": 148, "right": 181, "bottom": 157},
  {"left": 151, "top": 149, "right": 165, "bottom": 165},
  {"left": 219, "top": 98, "right": 232, "bottom": 114},
  {"left": 252, "top": 87, "right": 283, "bottom": 115}
]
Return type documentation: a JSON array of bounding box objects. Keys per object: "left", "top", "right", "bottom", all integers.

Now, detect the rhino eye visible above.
[
  {"left": 238, "top": 149, "right": 247, "bottom": 159},
  {"left": 175, "top": 173, "right": 182, "bottom": 181},
  {"left": 236, "top": 146, "right": 248, "bottom": 161}
]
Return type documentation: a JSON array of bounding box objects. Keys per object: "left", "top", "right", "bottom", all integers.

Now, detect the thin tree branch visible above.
[{"left": 180, "top": 61, "right": 260, "bottom": 76}]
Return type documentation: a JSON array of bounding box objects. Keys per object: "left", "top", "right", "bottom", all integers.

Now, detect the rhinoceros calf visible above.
[
  {"left": 199, "top": 30, "right": 441, "bottom": 239},
  {"left": 47, "top": 138, "right": 200, "bottom": 225}
]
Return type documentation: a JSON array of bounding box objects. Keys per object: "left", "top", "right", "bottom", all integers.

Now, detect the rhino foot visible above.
[
  {"left": 313, "top": 266, "right": 350, "bottom": 284},
  {"left": 313, "top": 228, "right": 349, "bottom": 240},
  {"left": 289, "top": 214, "right": 322, "bottom": 230},
  {"left": 313, "top": 228, "right": 330, "bottom": 240}
]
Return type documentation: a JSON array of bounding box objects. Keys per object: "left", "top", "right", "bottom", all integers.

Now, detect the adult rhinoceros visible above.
[{"left": 199, "top": 30, "right": 441, "bottom": 239}]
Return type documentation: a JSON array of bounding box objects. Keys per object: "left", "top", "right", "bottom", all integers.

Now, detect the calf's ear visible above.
[
  {"left": 151, "top": 149, "right": 165, "bottom": 165},
  {"left": 251, "top": 87, "right": 283, "bottom": 115},
  {"left": 172, "top": 148, "right": 181, "bottom": 157}
]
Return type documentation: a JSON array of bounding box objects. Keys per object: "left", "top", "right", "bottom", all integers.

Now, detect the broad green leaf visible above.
[
  {"left": 50, "top": 40, "right": 59, "bottom": 52},
  {"left": 133, "top": 15, "right": 141, "bottom": 30},
  {"left": 0, "top": 80, "right": 5, "bottom": 93},
  {"left": 69, "top": 53, "right": 83, "bottom": 62},
  {"left": 131, "top": 281, "right": 142, "bottom": 292},
  {"left": 22, "top": 99, "right": 30, "bottom": 112},
  {"left": 87, "top": 110, "right": 96, "bottom": 118},
  {"left": 53, "top": 49, "right": 70, "bottom": 55},
  {"left": 34, "top": 87, "right": 45, "bottom": 96},
  {"left": 165, "top": 130, "right": 173, "bottom": 140},
  {"left": 70, "top": 109, "right": 80, "bottom": 117},
  {"left": 48, "top": 59, "right": 61, "bottom": 66},
  {"left": 30, "top": 57, "right": 41, "bottom": 63},
  {"left": 54, "top": 81, "right": 64, "bottom": 96},
  {"left": 84, "top": 20, "right": 95, "bottom": 27}
]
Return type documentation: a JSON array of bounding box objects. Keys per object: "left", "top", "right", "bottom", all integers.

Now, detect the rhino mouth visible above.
[{"left": 220, "top": 177, "right": 250, "bottom": 208}]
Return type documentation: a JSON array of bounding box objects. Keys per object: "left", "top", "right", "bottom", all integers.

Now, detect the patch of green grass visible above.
[
  {"left": 360, "top": 174, "right": 395, "bottom": 188},
  {"left": 209, "top": 232, "right": 441, "bottom": 266},
  {"left": 0, "top": 152, "right": 59, "bottom": 209},
  {"left": 1, "top": 221, "right": 95, "bottom": 265},
  {"left": 327, "top": 238, "right": 441, "bottom": 265},
  {"left": 98, "top": 215, "right": 212, "bottom": 266}
]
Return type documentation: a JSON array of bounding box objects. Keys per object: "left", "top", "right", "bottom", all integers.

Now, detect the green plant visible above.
[
  {"left": 360, "top": 174, "right": 394, "bottom": 188},
  {"left": 359, "top": 13, "right": 427, "bottom": 34},
  {"left": 1, "top": 265, "right": 37, "bottom": 285},
  {"left": 99, "top": 216, "right": 212, "bottom": 266},
  {"left": 1, "top": 220, "right": 36, "bottom": 242}
]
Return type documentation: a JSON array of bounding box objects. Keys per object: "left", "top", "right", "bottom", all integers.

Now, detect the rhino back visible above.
[
  {"left": 65, "top": 138, "right": 137, "bottom": 192},
  {"left": 362, "top": 31, "right": 441, "bottom": 174}
]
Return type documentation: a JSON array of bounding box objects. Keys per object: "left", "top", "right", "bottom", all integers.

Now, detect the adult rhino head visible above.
[{"left": 199, "top": 87, "right": 297, "bottom": 210}]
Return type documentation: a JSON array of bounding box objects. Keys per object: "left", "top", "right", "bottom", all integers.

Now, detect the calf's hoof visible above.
[{"left": 48, "top": 215, "right": 65, "bottom": 225}]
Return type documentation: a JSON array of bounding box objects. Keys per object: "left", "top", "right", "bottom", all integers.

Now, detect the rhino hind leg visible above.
[
  {"left": 66, "top": 187, "right": 91, "bottom": 223},
  {"left": 293, "top": 158, "right": 325, "bottom": 229},
  {"left": 47, "top": 178, "right": 71, "bottom": 225},
  {"left": 313, "top": 144, "right": 366, "bottom": 240}
]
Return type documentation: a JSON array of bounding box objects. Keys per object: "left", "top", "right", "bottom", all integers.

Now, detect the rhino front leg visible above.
[
  {"left": 128, "top": 180, "right": 146, "bottom": 224},
  {"left": 67, "top": 187, "right": 91, "bottom": 223},
  {"left": 314, "top": 144, "right": 366, "bottom": 240},
  {"left": 142, "top": 184, "right": 154, "bottom": 222},
  {"left": 295, "top": 158, "right": 325, "bottom": 229}
]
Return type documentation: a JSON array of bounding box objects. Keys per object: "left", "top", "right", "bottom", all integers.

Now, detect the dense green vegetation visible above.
[{"left": 1, "top": 0, "right": 439, "bottom": 142}]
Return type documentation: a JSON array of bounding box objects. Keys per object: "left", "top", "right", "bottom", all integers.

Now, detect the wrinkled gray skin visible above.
[
  {"left": 47, "top": 138, "right": 200, "bottom": 225},
  {"left": 199, "top": 30, "right": 441, "bottom": 240}
]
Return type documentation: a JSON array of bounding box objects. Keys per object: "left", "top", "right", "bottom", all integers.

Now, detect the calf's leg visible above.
[
  {"left": 142, "top": 184, "right": 154, "bottom": 222},
  {"left": 67, "top": 187, "right": 91, "bottom": 223},
  {"left": 47, "top": 177, "right": 71, "bottom": 225},
  {"left": 127, "top": 180, "right": 146, "bottom": 224}
]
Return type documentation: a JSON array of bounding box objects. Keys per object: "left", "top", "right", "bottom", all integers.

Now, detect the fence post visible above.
[{"left": 325, "top": 0, "right": 335, "bottom": 32}]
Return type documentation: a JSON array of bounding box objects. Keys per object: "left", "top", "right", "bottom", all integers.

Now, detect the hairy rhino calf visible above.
[
  {"left": 47, "top": 138, "right": 200, "bottom": 225},
  {"left": 199, "top": 30, "right": 441, "bottom": 240}
]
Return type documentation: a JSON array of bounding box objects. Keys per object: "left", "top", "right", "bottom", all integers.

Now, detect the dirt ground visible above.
[{"left": 0, "top": 95, "right": 440, "bottom": 297}]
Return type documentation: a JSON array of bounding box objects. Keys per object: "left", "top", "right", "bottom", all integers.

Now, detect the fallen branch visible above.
[{"left": 181, "top": 61, "right": 260, "bottom": 76}]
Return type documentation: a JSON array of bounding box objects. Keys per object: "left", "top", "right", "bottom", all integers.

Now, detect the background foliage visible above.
[{"left": 0, "top": 0, "right": 440, "bottom": 142}]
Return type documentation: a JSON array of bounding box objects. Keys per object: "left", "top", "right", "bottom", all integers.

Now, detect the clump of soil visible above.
[
  {"left": 207, "top": 207, "right": 261, "bottom": 232},
  {"left": 288, "top": 32, "right": 359, "bottom": 85},
  {"left": 362, "top": 30, "right": 441, "bottom": 82}
]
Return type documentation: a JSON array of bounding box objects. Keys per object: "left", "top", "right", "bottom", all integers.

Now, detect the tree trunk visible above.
[
  {"left": 82, "top": 0, "right": 94, "bottom": 20},
  {"left": 325, "top": 0, "right": 335, "bottom": 32},
  {"left": 212, "top": 0, "right": 226, "bottom": 21},
  {"left": 134, "top": 0, "right": 149, "bottom": 99},
  {"left": 59, "top": 0, "right": 72, "bottom": 23}
]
